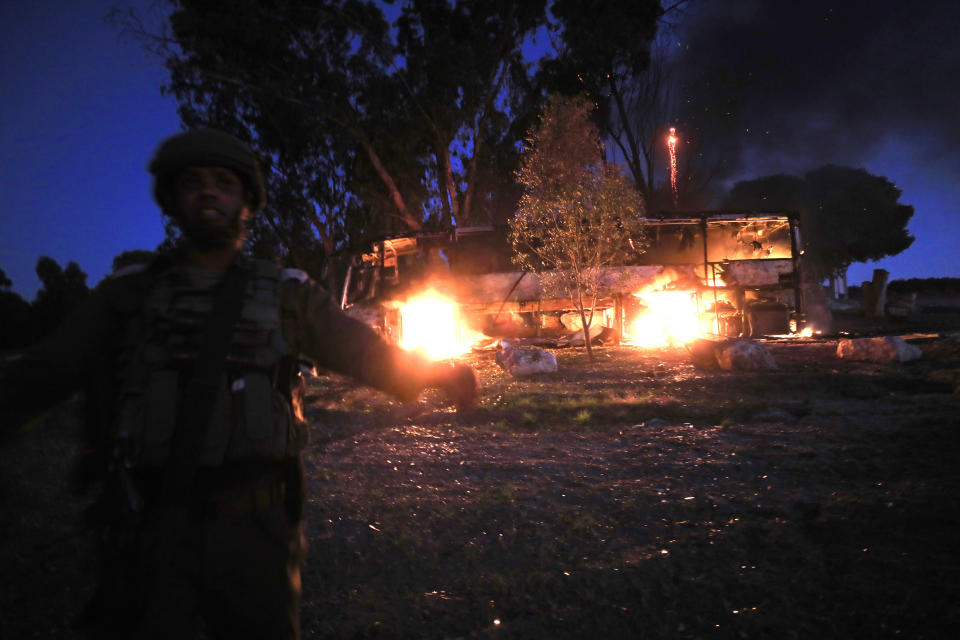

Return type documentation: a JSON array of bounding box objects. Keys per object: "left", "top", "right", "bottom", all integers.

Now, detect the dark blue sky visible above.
[
  {"left": 1, "top": 1, "right": 179, "bottom": 300},
  {"left": 1, "top": 1, "right": 957, "bottom": 301},
  {"left": 667, "top": 0, "right": 960, "bottom": 289}
]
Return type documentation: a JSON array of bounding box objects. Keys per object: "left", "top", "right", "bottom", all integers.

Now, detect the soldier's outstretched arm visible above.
[{"left": 281, "top": 277, "right": 478, "bottom": 411}]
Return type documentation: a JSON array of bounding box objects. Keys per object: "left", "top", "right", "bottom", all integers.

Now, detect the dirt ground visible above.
[{"left": 2, "top": 307, "right": 959, "bottom": 639}]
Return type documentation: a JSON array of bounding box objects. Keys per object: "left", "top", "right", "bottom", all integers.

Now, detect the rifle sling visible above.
[
  {"left": 158, "top": 263, "right": 251, "bottom": 506},
  {"left": 134, "top": 264, "right": 253, "bottom": 635}
]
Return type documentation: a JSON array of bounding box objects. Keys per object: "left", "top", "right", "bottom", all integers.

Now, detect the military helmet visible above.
[{"left": 149, "top": 128, "right": 266, "bottom": 214}]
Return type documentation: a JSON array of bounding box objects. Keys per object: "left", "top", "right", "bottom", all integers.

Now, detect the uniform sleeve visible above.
[{"left": 280, "top": 278, "right": 440, "bottom": 401}]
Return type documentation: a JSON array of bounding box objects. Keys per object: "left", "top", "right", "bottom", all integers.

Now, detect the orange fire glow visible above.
[
  {"left": 625, "top": 289, "right": 702, "bottom": 348},
  {"left": 398, "top": 289, "right": 484, "bottom": 360}
]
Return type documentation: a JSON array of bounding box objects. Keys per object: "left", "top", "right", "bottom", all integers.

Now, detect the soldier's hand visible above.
[{"left": 440, "top": 363, "right": 478, "bottom": 412}]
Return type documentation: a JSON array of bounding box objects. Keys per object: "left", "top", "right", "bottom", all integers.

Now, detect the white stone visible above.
[
  {"left": 561, "top": 311, "right": 604, "bottom": 331},
  {"left": 560, "top": 323, "right": 605, "bottom": 346},
  {"left": 495, "top": 342, "right": 558, "bottom": 376},
  {"left": 836, "top": 336, "right": 922, "bottom": 362},
  {"left": 716, "top": 339, "right": 778, "bottom": 371}
]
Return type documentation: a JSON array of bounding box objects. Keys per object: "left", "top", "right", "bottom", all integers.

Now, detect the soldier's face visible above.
[{"left": 173, "top": 165, "right": 251, "bottom": 249}]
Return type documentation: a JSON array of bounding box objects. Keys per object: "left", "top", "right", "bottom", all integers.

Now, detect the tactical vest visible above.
[{"left": 113, "top": 260, "right": 306, "bottom": 468}]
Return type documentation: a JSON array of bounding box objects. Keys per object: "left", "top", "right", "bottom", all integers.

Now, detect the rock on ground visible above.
[
  {"left": 495, "top": 341, "right": 558, "bottom": 376},
  {"left": 717, "top": 339, "right": 778, "bottom": 371},
  {"left": 686, "top": 338, "right": 777, "bottom": 370},
  {"left": 836, "top": 336, "right": 922, "bottom": 362},
  {"left": 558, "top": 323, "right": 605, "bottom": 347}
]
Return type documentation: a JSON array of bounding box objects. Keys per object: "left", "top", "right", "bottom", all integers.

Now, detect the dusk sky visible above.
[{"left": 1, "top": 0, "right": 957, "bottom": 301}]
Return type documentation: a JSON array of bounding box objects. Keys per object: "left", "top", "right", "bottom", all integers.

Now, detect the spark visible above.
[{"left": 667, "top": 127, "right": 679, "bottom": 206}]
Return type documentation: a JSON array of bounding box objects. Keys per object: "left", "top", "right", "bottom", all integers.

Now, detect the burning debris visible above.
[
  {"left": 625, "top": 289, "right": 701, "bottom": 347},
  {"left": 341, "top": 212, "right": 808, "bottom": 359},
  {"left": 392, "top": 289, "right": 486, "bottom": 360}
]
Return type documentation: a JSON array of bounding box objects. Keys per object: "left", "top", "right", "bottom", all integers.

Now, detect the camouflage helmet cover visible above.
[{"left": 148, "top": 128, "right": 266, "bottom": 214}]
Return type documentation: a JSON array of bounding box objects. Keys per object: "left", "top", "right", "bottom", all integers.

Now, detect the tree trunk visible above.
[
  {"left": 305, "top": 206, "right": 341, "bottom": 295},
  {"left": 357, "top": 136, "right": 422, "bottom": 231},
  {"left": 441, "top": 142, "right": 458, "bottom": 227},
  {"left": 462, "top": 0, "right": 516, "bottom": 226},
  {"left": 863, "top": 269, "right": 889, "bottom": 318},
  {"left": 576, "top": 284, "right": 594, "bottom": 362}
]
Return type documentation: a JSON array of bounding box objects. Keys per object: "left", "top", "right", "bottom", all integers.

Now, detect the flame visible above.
[
  {"left": 769, "top": 325, "right": 822, "bottom": 339},
  {"left": 667, "top": 127, "right": 679, "bottom": 207},
  {"left": 625, "top": 290, "right": 702, "bottom": 348},
  {"left": 398, "top": 289, "right": 484, "bottom": 360}
]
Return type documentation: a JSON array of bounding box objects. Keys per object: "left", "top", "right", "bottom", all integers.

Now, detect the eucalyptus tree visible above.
[
  {"left": 138, "top": 0, "right": 549, "bottom": 288},
  {"left": 543, "top": 0, "right": 680, "bottom": 201},
  {"left": 394, "top": 0, "right": 546, "bottom": 226},
  {"left": 723, "top": 165, "right": 915, "bottom": 283}
]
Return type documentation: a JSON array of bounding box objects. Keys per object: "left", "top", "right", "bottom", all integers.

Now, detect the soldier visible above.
[{"left": 0, "top": 129, "right": 478, "bottom": 639}]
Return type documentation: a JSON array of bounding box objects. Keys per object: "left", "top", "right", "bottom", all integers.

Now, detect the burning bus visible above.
[{"left": 339, "top": 211, "right": 806, "bottom": 357}]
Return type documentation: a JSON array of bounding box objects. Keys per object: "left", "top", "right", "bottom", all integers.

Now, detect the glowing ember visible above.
[
  {"left": 398, "top": 289, "right": 482, "bottom": 360},
  {"left": 626, "top": 290, "right": 702, "bottom": 347},
  {"left": 770, "top": 325, "right": 822, "bottom": 339},
  {"left": 667, "top": 127, "right": 679, "bottom": 207}
]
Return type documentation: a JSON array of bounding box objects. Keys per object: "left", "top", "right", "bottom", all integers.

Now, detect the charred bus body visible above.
[{"left": 340, "top": 211, "right": 806, "bottom": 345}]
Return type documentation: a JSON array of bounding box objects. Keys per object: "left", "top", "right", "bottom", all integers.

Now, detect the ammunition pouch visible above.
[{"left": 110, "top": 259, "right": 304, "bottom": 468}]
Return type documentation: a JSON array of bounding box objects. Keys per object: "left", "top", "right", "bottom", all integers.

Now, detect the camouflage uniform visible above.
[
  {"left": 2, "top": 251, "right": 446, "bottom": 639},
  {"left": 1, "top": 128, "right": 475, "bottom": 639}
]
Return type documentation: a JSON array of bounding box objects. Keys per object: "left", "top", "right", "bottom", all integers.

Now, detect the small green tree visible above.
[{"left": 509, "top": 94, "right": 648, "bottom": 361}]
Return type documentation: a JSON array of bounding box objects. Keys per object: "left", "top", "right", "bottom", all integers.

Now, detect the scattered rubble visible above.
[{"left": 836, "top": 336, "right": 922, "bottom": 362}]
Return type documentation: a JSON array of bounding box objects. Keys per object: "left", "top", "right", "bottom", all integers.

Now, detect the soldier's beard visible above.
[{"left": 177, "top": 205, "right": 248, "bottom": 250}]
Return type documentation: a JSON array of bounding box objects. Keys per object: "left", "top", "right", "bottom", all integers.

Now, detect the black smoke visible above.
[{"left": 669, "top": 0, "right": 960, "bottom": 191}]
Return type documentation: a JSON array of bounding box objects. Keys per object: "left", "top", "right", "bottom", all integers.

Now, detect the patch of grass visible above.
[
  {"left": 501, "top": 395, "right": 542, "bottom": 410},
  {"left": 564, "top": 510, "right": 598, "bottom": 536},
  {"left": 475, "top": 486, "right": 515, "bottom": 506},
  {"left": 489, "top": 419, "right": 510, "bottom": 431}
]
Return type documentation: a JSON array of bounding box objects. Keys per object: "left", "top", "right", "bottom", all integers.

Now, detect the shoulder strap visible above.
[
  {"left": 158, "top": 263, "right": 251, "bottom": 505},
  {"left": 137, "top": 262, "right": 252, "bottom": 633}
]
